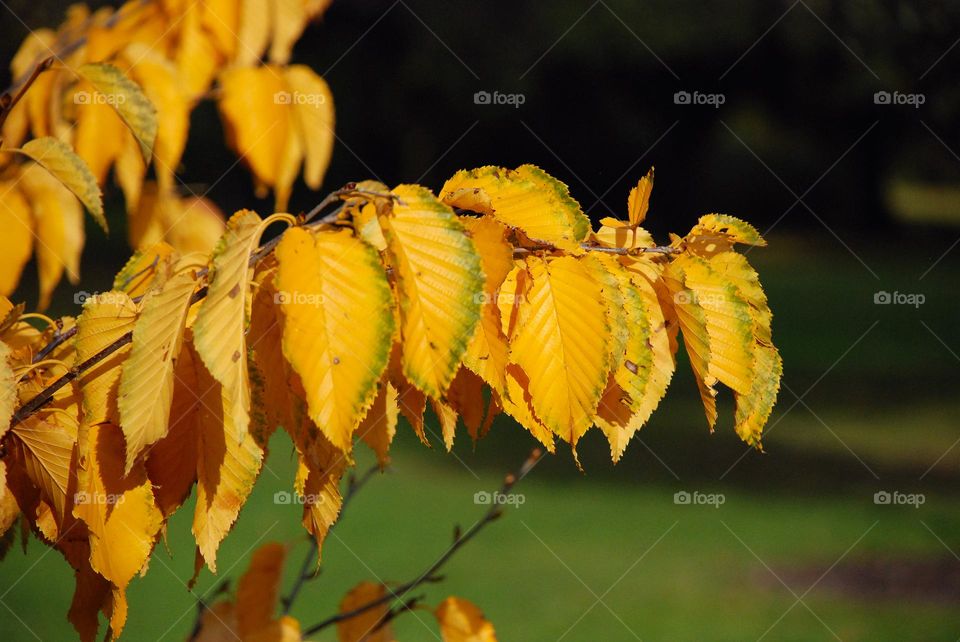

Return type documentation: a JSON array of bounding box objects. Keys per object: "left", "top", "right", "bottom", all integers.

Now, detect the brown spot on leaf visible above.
[{"left": 228, "top": 283, "right": 241, "bottom": 298}]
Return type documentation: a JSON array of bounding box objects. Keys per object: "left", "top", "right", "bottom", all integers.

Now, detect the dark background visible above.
[{"left": 2, "top": 2, "right": 960, "bottom": 641}]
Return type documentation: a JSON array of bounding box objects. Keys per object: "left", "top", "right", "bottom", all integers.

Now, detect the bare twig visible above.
[
  {"left": 0, "top": 57, "right": 54, "bottom": 133},
  {"left": 301, "top": 448, "right": 544, "bottom": 636},
  {"left": 280, "top": 464, "right": 381, "bottom": 615}
]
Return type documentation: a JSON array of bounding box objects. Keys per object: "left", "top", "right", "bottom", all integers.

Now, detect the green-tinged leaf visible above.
[
  {"left": 380, "top": 185, "right": 483, "bottom": 398},
  {"left": 76, "top": 63, "right": 158, "bottom": 163},
  {"left": 17, "top": 137, "right": 105, "bottom": 231}
]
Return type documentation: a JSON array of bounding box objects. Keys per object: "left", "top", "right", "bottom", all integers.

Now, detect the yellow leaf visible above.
[
  {"left": 627, "top": 167, "right": 654, "bottom": 226},
  {"left": 72, "top": 423, "right": 163, "bottom": 625},
  {"left": 75, "top": 291, "right": 139, "bottom": 430},
  {"left": 192, "top": 338, "right": 265, "bottom": 572},
  {"left": 249, "top": 268, "right": 301, "bottom": 439},
  {"left": 435, "top": 596, "right": 498, "bottom": 642},
  {"left": 440, "top": 165, "right": 589, "bottom": 251},
  {"left": 164, "top": 195, "right": 227, "bottom": 256},
  {"left": 381, "top": 184, "right": 483, "bottom": 397},
  {"left": 275, "top": 227, "right": 394, "bottom": 451},
  {"left": 236, "top": 0, "right": 272, "bottom": 66},
  {"left": 459, "top": 216, "right": 512, "bottom": 394},
  {"left": 0, "top": 182, "right": 34, "bottom": 296},
  {"left": 193, "top": 210, "right": 264, "bottom": 443},
  {"left": 707, "top": 251, "right": 781, "bottom": 445},
  {"left": 337, "top": 581, "right": 394, "bottom": 642},
  {"left": 663, "top": 256, "right": 718, "bottom": 428},
  {"left": 144, "top": 343, "right": 201, "bottom": 517},
  {"left": 218, "top": 65, "right": 291, "bottom": 197},
  {"left": 18, "top": 136, "right": 105, "bottom": 231},
  {"left": 357, "top": 379, "right": 398, "bottom": 467},
  {"left": 292, "top": 424, "right": 344, "bottom": 563},
  {"left": 445, "top": 367, "right": 486, "bottom": 442},
  {"left": 112, "top": 241, "right": 176, "bottom": 298},
  {"left": 693, "top": 213, "right": 766, "bottom": 247},
  {"left": 76, "top": 62, "right": 158, "bottom": 163},
  {"left": 508, "top": 255, "right": 612, "bottom": 446},
  {"left": 270, "top": 0, "right": 309, "bottom": 64},
  {"left": 118, "top": 265, "right": 198, "bottom": 473},
  {"left": 681, "top": 256, "right": 755, "bottom": 396},
  {"left": 178, "top": 2, "right": 224, "bottom": 100},
  {"left": 20, "top": 163, "right": 86, "bottom": 309},
  {"left": 8, "top": 416, "right": 76, "bottom": 525},
  {"left": 0, "top": 342, "right": 14, "bottom": 441},
  {"left": 123, "top": 44, "right": 190, "bottom": 190},
  {"left": 501, "top": 367, "right": 555, "bottom": 452},
  {"left": 236, "top": 542, "right": 286, "bottom": 637},
  {"left": 284, "top": 65, "right": 335, "bottom": 190},
  {"left": 245, "top": 616, "right": 302, "bottom": 642}
]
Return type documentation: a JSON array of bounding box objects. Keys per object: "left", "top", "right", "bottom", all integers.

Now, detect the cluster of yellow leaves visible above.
[
  {"left": 0, "top": 0, "right": 335, "bottom": 308},
  {"left": 190, "top": 542, "right": 497, "bottom": 642},
  {"left": 0, "top": 162, "right": 779, "bottom": 640}
]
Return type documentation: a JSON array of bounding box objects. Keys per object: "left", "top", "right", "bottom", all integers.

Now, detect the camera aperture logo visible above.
[
  {"left": 873, "top": 290, "right": 924, "bottom": 308},
  {"left": 273, "top": 91, "right": 326, "bottom": 107},
  {"left": 74, "top": 90, "right": 126, "bottom": 106},
  {"left": 873, "top": 91, "right": 924, "bottom": 108},
  {"left": 873, "top": 490, "right": 924, "bottom": 508},
  {"left": 674, "top": 490, "right": 725, "bottom": 508},
  {"left": 473, "top": 490, "right": 525, "bottom": 508},
  {"left": 274, "top": 290, "right": 326, "bottom": 307},
  {"left": 474, "top": 90, "right": 525, "bottom": 108},
  {"left": 274, "top": 491, "right": 326, "bottom": 506},
  {"left": 674, "top": 90, "right": 725, "bottom": 108}
]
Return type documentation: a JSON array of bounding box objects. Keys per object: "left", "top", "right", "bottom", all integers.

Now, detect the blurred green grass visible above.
[{"left": 2, "top": 230, "right": 959, "bottom": 641}]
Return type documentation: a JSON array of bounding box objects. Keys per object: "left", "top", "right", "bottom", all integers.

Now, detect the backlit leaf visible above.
[
  {"left": 381, "top": 184, "right": 483, "bottom": 397},
  {"left": 76, "top": 62, "right": 158, "bottom": 163},
  {"left": 275, "top": 227, "right": 394, "bottom": 451},
  {"left": 18, "top": 137, "right": 105, "bottom": 232}
]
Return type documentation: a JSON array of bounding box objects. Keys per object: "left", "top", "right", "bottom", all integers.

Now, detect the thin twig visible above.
[
  {"left": 512, "top": 243, "right": 678, "bottom": 257},
  {"left": 0, "top": 57, "right": 54, "bottom": 133},
  {"left": 280, "top": 464, "right": 381, "bottom": 615},
  {"left": 301, "top": 448, "right": 544, "bottom": 636}
]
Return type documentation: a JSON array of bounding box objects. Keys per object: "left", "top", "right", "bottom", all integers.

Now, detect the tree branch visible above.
[
  {"left": 513, "top": 243, "right": 678, "bottom": 257},
  {"left": 301, "top": 447, "right": 544, "bottom": 636}
]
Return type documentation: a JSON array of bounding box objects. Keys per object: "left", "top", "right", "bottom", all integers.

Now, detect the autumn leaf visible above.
[
  {"left": 435, "top": 596, "right": 498, "bottom": 642},
  {"left": 17, "top": 137, "right": 105, "bottom": 232},
  {"left": 118, "top": 262, "right": 199, "bottom": 473},
  {"left": 441, "top": 165, "right": 589, "bottom": 251},
  {"left": 508, "top": 255, "right": 612, "bottom": 447},
  {"left": 380, "top": 184, "right": 484, "bottom": 398},
  {"left": 337, "top": 581, "right": 394, "bottom": 642},
  {"left": 0, "top": 182, "right": 33, "bottom": 297},
  {"left": 275, "top": 227, "right": 394, "bottom": 451},
  {"left": 236, "top": 542, "right": 287, "bottom": 637},
  {"left": 193, "top": 210, "right": 266, "bottom": 443},
  {"left": 76, "top": 62, "right": 158, "bottom": 163}
]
